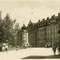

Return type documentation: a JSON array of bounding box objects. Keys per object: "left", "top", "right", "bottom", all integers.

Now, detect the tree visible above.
[
  {"left": 0, "top": 13, "right": 16, "bottom": 46},
  {"left": 14, "top": 23, "right": 20, "bottom": 46}
]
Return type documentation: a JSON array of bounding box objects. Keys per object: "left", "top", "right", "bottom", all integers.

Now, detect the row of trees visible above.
[{"left": 0, "top": 11, "right": 20, "bottom": 46}]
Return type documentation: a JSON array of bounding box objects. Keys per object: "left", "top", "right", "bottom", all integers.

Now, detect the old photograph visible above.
[{"left": 0, "top": 0, "right": 60, "bottom": 60}]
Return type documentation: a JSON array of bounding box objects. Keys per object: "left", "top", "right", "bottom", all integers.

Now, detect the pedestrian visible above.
[
  {"left": 52, "top": 44, "right": 56, "bottom": 55},
  {"left": 5, "top": 45, "right": 8, "bottom": 52},
  {"left": 57, "top": 45, "right": 60, "bottom": 55},
  {"left": 58, "top": 46, "right": 60, "bottom": 55}
]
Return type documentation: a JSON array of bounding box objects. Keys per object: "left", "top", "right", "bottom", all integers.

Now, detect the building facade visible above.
[
  {"left": 27, "top": 21, "right": 37, "bottom": 47},
  {"left": 22, "top": 30, "right": 29, "bottom": 47},
  {"left": 19, "top": 13, "right": 60, "bottom": 47},
  {"left": 36, "top": 14, "right": 60, "bottom": 47},
  {"left": 19, "top": 24, "right": 29, "bottom": 48}
]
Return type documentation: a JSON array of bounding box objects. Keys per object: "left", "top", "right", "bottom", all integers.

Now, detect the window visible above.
[
  {"left": 44, "top": 28, "right": 46, "bottom": 31},
  {"left": 45, "top": 33, "right": 46, "bottom": 35}
]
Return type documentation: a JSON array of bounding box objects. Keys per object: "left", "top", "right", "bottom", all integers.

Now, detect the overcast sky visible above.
[{"left": 0, "top": 0, "right": 60, "bottom": 27}]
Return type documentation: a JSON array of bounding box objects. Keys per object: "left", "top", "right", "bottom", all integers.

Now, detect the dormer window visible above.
[
  {"left": 51, "top": 15, "right": 56, "bottom": 20},
  {"left": 47, "top": 17, "right": 49, "bottom": 20},
  {"left": 42, "top": 18, "right": 45, "bottom": 21}
]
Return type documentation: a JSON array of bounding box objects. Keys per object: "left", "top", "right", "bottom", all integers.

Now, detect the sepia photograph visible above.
[{"left": 0, "top": 0, "right": 60, "bottom": 60}]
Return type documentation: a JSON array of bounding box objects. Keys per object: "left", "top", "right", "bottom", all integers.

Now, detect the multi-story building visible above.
[
  {"left": 27, "top": 20, "right": 37, "bottom": 47},
  {"left": 37, "top": 14, "right": 60, "bottom": 47},
  {"left": 37, "top": 19, "right": 47, "bottom": 47},
  {"left": 19, "top": 13, "right": 60, "bottom": 47},
  {"left": 19, "top": 24, "right": 29, "bottom": 48},
  {"left": 22, "top": 29, "right": 29, "bottom": 47}
]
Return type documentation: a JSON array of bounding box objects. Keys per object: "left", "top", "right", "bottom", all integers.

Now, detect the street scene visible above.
[
  {"left": 0, "top": 0, "right": 60, "bottom": 60},
  {"left": 0, "top": 47, "right": 59, "bottom": 60}
]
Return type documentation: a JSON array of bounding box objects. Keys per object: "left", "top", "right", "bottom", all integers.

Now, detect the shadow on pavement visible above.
[{"left": 22, "top": 55, "right": 60, "bottom": 59}]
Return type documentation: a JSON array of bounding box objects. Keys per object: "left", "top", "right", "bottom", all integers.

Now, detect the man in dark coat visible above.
[
  {"left": 57, "top": 45, "right": 60, "bottom": 55},
  {"left": 52, "top": 44, "right": 56, "bottom": 55}
]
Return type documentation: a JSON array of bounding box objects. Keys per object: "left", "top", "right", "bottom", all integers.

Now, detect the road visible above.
[{"left": 0, "top": 47, "right": 58, "bottom": 60}]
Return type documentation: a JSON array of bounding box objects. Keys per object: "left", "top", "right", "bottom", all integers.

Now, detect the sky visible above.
[{"left": 0, "top": 0, "right": 60, "bottom": 27}]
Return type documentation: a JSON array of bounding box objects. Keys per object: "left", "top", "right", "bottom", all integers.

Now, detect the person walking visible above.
[
  {"left": 5, "top": 45, "right": 8, "bottom": 52},
  {"left": 52, "top": 44, "right": 56, "bottom": 55},
  {"left": 58, "top": 46, "right": 60, "bottom": 55},
  {"left": 57, "top": 45, "right": 60, "bottom": 55}
]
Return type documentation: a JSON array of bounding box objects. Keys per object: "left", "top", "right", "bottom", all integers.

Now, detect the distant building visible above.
[
  {"left": 19, "top": 13, "right": 60, "bottom": 47},
  {"left": 37, "top": 14, "right": 60, "bottom": 47},
  {"left": 22, "top": 30, "right": 29, "bottom": 47},
  {"left": 27, "top": 20, "right": 37, "bottom": 47},
  {"left": 20, "top": 24, "right": 29, "bottom": 48}
]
